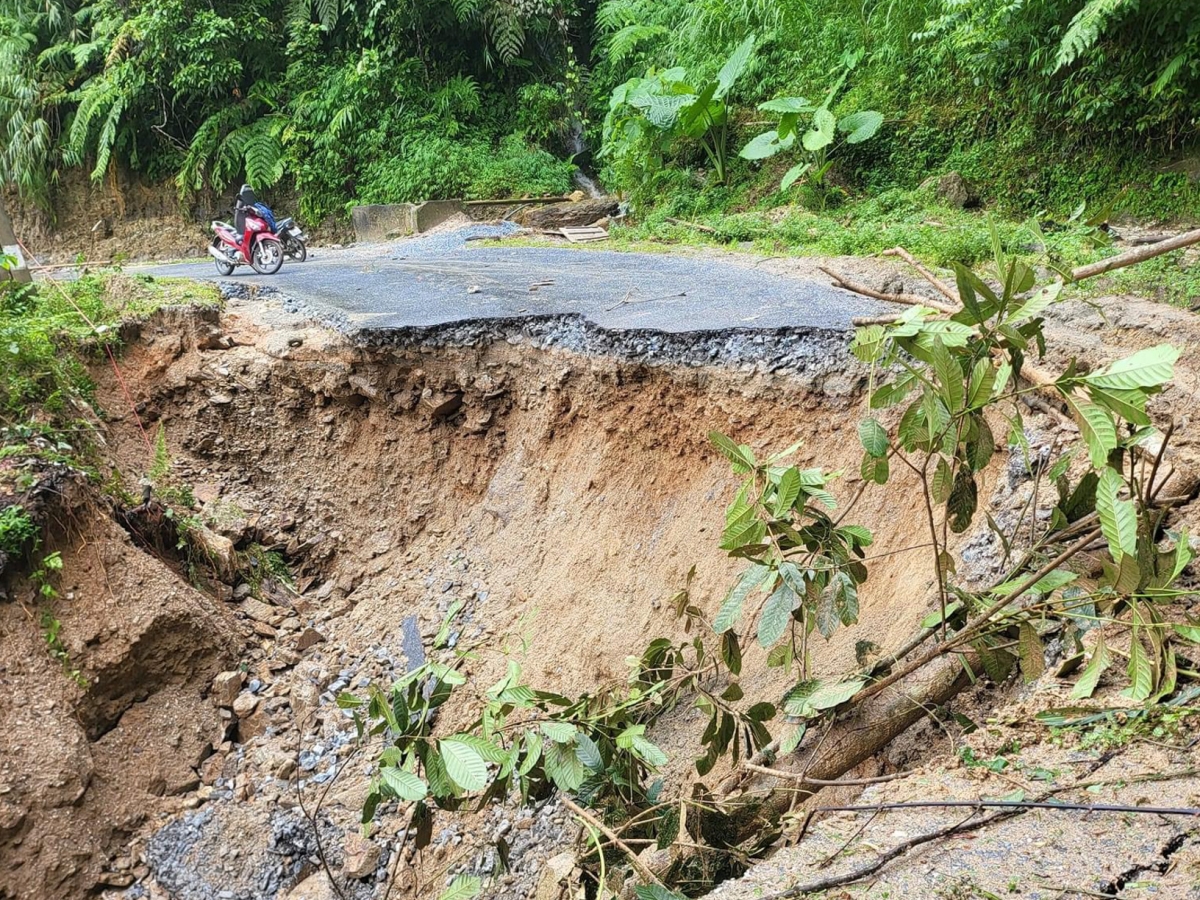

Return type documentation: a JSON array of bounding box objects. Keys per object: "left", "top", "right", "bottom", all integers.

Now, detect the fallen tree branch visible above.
[
  {"left": 1071, "top": 227, "right": 1200, "bottom": 281},
  {"left": 664, "top": 217, "right": 719, "bottom": 235},
  {"left": 741, "top": 764, "right": 905, "bottom": 787},
  {"left": 880, "top": 247, "right": 959, "bottom": 304},
  {"left": 816, "top": 799, "right": 1200, "bottom": 818},
  {"left": 560, "top": 795, "right": 666, "bottom": 888},
  {"left": 852, "top": 527, "right": 1103, "bottom": 705},
  {"left": 816, "top": 266, "right": 959, "bottom": 315}
]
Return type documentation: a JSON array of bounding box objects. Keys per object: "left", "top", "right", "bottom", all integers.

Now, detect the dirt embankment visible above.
[
  {"left": 3, "top": 281, "right": 1200, "bottom": 900},
  {"left": 6, "top": 170, "right": 350, "bottom": 266}
]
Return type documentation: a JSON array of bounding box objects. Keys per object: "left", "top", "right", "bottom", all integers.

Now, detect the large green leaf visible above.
[
  {"left": 780, "top": 161, "right": 811, "bottom": 191},
  {"left": 439, "top": 738, "right": 489, "bottom": 792},
  {"left": 740, "top": 128, "right": 789, "bottom": 160},
  {"left": 837, "top": 109, "right": 883, "bottom": 144},
  {"left": 715, "top": 34, "right": 756, "bottom": 98},
  {"left": 380, "top": 766, "right": 428, "bottom": 802},
  {"left": 774, "top": 468, "right": 803, "bottom": 515},
  {"left": 714, "top": 566, "right": 765, "bottom": 633},
  {"left": 1096, "top": 468, "right": 1137, "bottom": 562},
  {"left": 802, "top": 108, "right": 836, "bottom": 152},
  {"left": 1084, "top": 345, "right": 1179, "bottom": 391},
  {"left": 858, "top": 417, "right": 888, "bottom": 458},
  {"left": 1086, "top": 384, "right": 1150, "bottom": 426},
  {"left": 1121, "top": 630, "right": 1155, "bottom": 701},
  {"left": 635, "top": 886, "right": 688, "bottom": 900},
  {"left": 438, "top": 876, "right": 483, "bottom": 900},
  {"left": 930, "top": 338, "right": 965, "bottom": 414},
  {"left": 1070, "top": 398, "right": 1118, "bottom": 468},
  {"left": 544, "top": 739, "right": 587, "bottom": 791},
  {"left": 759, "top": 96, "right": 813, "bottom": 113},
  {"left": 1070, "top": 633, "right": 1110, "bottom": 699},
  {"left": 757, "top": 582, "right": 797, "bottom": 647}
]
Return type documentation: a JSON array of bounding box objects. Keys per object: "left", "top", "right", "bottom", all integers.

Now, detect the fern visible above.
[
  {"left": 605, "top": 23, "right": 668, "bottom": 64},
  {"left": 486, "top": 3, "right": 525, "bottom": 63},
  {"left": 1054, "top": 0, "right": 1134, "bottom": 71}
]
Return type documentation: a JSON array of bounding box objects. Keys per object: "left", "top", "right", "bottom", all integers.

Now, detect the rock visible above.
[
  {"left": 238, "top": 706, "right": 272, "bottom": 743},
  {"left": 421, "top": 389, "right": 463, "bottom": 419},
  {"left": 241, "top": 597, "right": 282, "bottom": 625},
  {"left": 342, "top": 831, "right": 381, "bottom": 880},
  {"left": 294, "top": 627, "right": 326, "bottom": 652},
  {"left": 190, "top": 525, "right": 237, "bottom": 582},
  {"left": 292, "top": 680, "right": 321, "bottom": 729},
  {"left": 921, "top": 171, "right": 975, "bottom": 208},
  {"left": 208, "top": 391, "right": 234, "bottom": 406},
  {"left": 232, "top": 692, "right": 259, "bottom": 718},
  {"left": 521, "top": 199, "right": 619, "bottom": 231},
  {"left": 212, "top": 671, "right": 244, "bottom": 708},
  {"left": 233, "top": 583, "right": 253, "bottom": 600},
  {"left": 534, "top": 851, "right": 578, "bottom": 900},
  {"left": 281, "top": 872, "right": 338, "bottom": 900},
  {"left": 568, "top": 189, "right": 586, "bottom": 202},
  {"left": 199, "top": 753, "right": 226, "bottom": 786}
]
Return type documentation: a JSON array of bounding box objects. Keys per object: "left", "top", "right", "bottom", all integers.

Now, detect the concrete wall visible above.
[{"left": 351, "top": 204, "right": 418, "bottom": 242}]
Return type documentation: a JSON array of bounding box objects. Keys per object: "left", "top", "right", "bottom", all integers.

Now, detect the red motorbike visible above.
[{"left": 208, "top": 209, "right": 283, "bottom": 275}]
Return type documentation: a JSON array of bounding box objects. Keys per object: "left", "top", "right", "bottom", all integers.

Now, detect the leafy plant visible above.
[
  {"left": 740, "top": 52, "right": 884, "bottom": 201},
  {"left": 602, "top": 35, "right": 756, "bottom": 189}
]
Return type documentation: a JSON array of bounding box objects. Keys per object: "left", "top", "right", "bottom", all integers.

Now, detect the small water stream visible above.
[{"left": 568, "top": 122, "right": 603, "bottom": 198}]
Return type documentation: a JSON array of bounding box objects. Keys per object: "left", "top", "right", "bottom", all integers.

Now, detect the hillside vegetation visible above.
[{"left": 3, "top": 0, "right": 1200, "bottom": 226}]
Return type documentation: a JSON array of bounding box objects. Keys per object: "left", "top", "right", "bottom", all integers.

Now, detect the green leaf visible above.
[
  {"left": 1172, "top": 624, "right": 1200, "bottom": 644},
  {"left": 1086, "top": 385, "right": 1150, "bottom": 426},
  {"left": 540, "top": 721, "right": 577, "bottom": 743},
  {"left": 1121, "top": 630, "right": 1155, "bottom": 701},
  {"left": 931, "top": 456, "right": 953, "bottom": 504},
  {"left": 632, "top": 735, "right": 668, "bottom": 767},
  {"left": 774, "top": 468, "right": 803, "bottom": 515},
  {"left": 922, "top": 599, "right": 963, "bottom": 629},
  {"left": 1004, "top": 280, "right": 1062, "bottom": 325},
  {"left": 380, "top": 766, "right": 428, "bottom": 802},
  {"left": 1071, "top": 399, "right": 1118, "bottom": 468},
  {"left": 635, "top": 886, "right": 688, "bottom": 900},
  {"left": 759, "top": 96, "right": 813, "bottom": 113},
  {"left": 852, "top": 325, "right": 886, "bottom": 363},
  {"left": 783, "top": 677, "right": 866, "bottom": 718},
  {"left": 780, "top": 162, "right": 811, "bottom": 191},
  {"left": 740, "top": 129, "right": 788, "bottom": 161},
  {"left": 802, "top": 107, "right": 835, "bottom": 152},
  {"left": 838, "top": 109, "right": 884, "bottom": 144},
  {"left": 440, "top": 738, "right": 489, "bottom": 792},
  {"left": 1096, "top": 468, "right": 1137, "bottom": 562},
  {"left": 714, "top": 34, "right": 756, "bottom": 98},
  {"left": 930, "top": 338, "right": 965, "bottom": 414},
  {"left": 968, "top": 359, "right": 996, "bottom": 409},
  {"left": 858, "top": 418, "right": 888, "bottom": 458},
  {"left": 779, "top": 722, "right": 806, "bottom": 753},
  {"left": 544, "top": 739, "right": 587, "bottom": 791},
  {"left": 438, "top": 875, "right": 483, "bottom": 900},
  {"left": 757, "top": 582, "right": 797, "bottom": 647},
  {"left": 709, "top": 431, "right": 755, "bottom": 472},
  {"left": 1084, "top": 345, "right": 1179, "bottom": 391},
  {"left": 714, "top": 567, "right": 765, "bottom": 633}
]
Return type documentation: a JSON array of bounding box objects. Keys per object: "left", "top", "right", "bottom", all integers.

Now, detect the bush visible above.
[{"left": 356, "top": 133, "right": 574, "bottom": 204}]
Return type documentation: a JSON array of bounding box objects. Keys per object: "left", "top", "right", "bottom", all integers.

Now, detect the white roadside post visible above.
[{"left": 0, "top": 197, "right": 32, "bottom": 284}]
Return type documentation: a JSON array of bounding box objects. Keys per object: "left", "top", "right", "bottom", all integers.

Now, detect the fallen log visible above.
[{"left": 1071, "top": 227, "right": 1200, "bottom": 281}]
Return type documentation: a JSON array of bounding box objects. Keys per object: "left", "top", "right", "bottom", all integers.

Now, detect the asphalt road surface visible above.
[{"left": 132, "top": 225, "right": 886, "bottom": 335}]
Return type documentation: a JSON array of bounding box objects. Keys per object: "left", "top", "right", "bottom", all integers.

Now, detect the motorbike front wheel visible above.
[{"left": 251, "top": 238, "right": 283, "bottom": 275}]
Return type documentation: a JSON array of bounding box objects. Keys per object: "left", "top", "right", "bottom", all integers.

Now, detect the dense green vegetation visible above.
[{"left": 3, "top": 1, "right": 1200, "bottom": 226}]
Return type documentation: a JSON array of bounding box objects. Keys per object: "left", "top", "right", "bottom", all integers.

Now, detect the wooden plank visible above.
[{"left": 560, "top": 226, "right": 609, "bottom": 243}]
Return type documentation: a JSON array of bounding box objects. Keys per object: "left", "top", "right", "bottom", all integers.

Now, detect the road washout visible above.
[{"left": 3, "top": 253, "right": 1200, "bottom": 900}]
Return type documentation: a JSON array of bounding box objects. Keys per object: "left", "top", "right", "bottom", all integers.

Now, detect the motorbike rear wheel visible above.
[
  {"left": 286, "top": 239, "right": 307, "bottom": 263},
  {"left": 213, "top": 257, "right": 235, "bottom": 276},
  {"left": 251, "top": 238, "right": 283, "bottom": 275}
]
